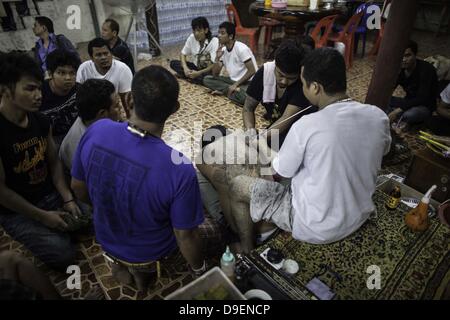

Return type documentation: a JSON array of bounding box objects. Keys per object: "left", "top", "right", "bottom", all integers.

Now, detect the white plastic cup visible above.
[{"left": 282, "top": 259, "right": 299, "bottom": 275}]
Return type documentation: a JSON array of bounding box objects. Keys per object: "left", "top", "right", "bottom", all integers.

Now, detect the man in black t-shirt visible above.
[
  {"left": 40, "top": 49, "right": 80, "bottom": 146},
  {"left": 244, "top": 40, "right": 317, "bottom": 145},
  {"left": 388, "top": 40, "right": 438, "bottom": 133},
  {"left": 0, "top": 53, "right": 82, "bottom": 271},
  {"left": 101, "top": 19, "right": 135, "bottom": 74}
]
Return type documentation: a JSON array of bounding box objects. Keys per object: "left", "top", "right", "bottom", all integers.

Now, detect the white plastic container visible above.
[
  {"left": 220, "top": 246, "right": 236, "bottom": 280},
  {"left": 165, "top": 267, "right": 246, "bottom": 300}
]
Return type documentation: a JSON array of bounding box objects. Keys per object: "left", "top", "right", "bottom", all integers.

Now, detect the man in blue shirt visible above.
[
  {"left": 71, "top": 65, "right": 207, "bottom": 291},
  {"left": 33, "top": 16, "right": 81, "bottom": 75}
]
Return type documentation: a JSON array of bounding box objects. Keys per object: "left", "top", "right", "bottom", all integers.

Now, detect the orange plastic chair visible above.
[
  {"left": 226, "top": 4, "right": 260, "bottom": 53},
  {"left": 328, "top": 12, "right": 364, "bottom": 68},
  {"left": 309, "top": 15, "right": 338, "bottom": 49}
]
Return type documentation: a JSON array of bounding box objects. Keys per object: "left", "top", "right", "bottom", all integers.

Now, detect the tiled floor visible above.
[
  {"left": 1, "top": 29, "right": 449, "bottom": 300},
  {"left": 139, "top": 30, "right": 450, "bottom": 152}
]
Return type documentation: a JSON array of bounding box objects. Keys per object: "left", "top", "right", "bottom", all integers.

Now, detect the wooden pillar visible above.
[{"left": 365, "top": 0, "right": 419, "bottom": 110}]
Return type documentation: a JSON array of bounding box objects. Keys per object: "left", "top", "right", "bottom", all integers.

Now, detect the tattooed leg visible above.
[
  {"left": 229, "top": 175, "right": 258, "bottom": 253},
  {"left": 197, "top": 163, "right": 237, "bottom": 232}
]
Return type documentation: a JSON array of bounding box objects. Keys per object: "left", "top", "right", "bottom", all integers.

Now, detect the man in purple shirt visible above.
[
  {"left": 33, "top": 16, "right": 81, "bottom": 74},
  {"left": 71, "top": 65, "right": 207, "bottom": 291}
]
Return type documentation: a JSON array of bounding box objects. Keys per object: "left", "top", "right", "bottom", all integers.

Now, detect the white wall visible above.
[
  {"left": 156, "top": 0, "right": 229, "bottom": 47},
  {"left": 94, "top": 0, "right": 149, "bottom": 51},
  {"left": 0, "top": 0, "right": 96, "bottom": 51}
]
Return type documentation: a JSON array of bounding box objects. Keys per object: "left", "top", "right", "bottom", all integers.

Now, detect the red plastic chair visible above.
[
  {"left": 369, "top": 0, "right": 391, "bottom": 57},
  {"left": 310, "top": 15, "right": 338, "bottom": 49},
  {"left": 327, "top": 12, "right": 364, "bottom": 68},
  {"left": 226, "top": 4, "right": 260, "bottom": 53},
  {"left": 259, "top": 17, "right": 283, "bottom": 53},
  {"left": 369, "top": 21, "right": 385, "bottom": 57}
]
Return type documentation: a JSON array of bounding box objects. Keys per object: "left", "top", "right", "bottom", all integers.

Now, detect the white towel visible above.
[{"left": 263, "top": 61, "right": 277, "bottom": 104}]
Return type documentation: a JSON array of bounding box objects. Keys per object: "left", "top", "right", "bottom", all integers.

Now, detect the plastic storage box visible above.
[
  {"left": 165, "top": 267, "right": 246, "bottom": 300},
  {"left": 377, "top": 176, "right": 441, "bottom": 209}
]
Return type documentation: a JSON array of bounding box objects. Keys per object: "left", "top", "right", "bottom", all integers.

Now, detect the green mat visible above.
[{"left": 254, "top": 190, "right": 450, "bottom": 300}]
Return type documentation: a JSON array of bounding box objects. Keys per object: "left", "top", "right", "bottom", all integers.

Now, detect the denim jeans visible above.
[
  {"left": 388, "top": 97, "right": 432, "bottom": 125},
  {"left": 0, "top": 191, "right": 75, "bottom": 271}
]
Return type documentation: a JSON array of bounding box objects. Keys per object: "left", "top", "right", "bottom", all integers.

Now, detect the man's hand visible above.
[
  {"left": 63, "top": 201, "right": 82, "bottom": 218},
  {"left": 184, "top": 68, "right": 193, "bottom": 77},
  {"left": 215, "top": 46, "right": 224, "bottom": 62},
  {"left": 40, "top": 211, "right": 70, "bottom": 232},
  {"left": 187, "top": 70, "right": 201, "bottom": 79},
  {"left": 228, "top": 84, "right": 240, "bottom": 98}
]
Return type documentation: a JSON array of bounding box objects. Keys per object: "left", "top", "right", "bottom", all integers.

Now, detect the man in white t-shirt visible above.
[
  {"left": 226, "top": 48, "right": 391, "bottom": 253},
  {"left": 427, "top": 83, "right": 450, "bottom": 135},
  {"left": 170, "top": 17, "right": 219, "bottom": 84},
  {"left": 76, "top": 38, "right": 132, "bottom": 118},
  {"left": 203, "top": 22, "right": 257, "bottom": 106}
]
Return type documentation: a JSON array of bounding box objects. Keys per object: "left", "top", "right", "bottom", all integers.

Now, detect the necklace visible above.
[
  {"left": 322, "top": 97, "right": 353, "bottom": 109},
  {"left": 331, "top": 97, "right": 352, "bottom": 105},
  {"left": 127, "top": 122, "right": 157, "bottom": 138}
]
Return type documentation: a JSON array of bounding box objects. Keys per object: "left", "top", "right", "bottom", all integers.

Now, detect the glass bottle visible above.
[{"left": 386, "top": 186, "right": 401, "bottom": 210}]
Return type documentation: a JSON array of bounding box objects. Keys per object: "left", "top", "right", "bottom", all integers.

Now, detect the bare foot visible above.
[{"left": 83, "top": 285, "right": 104, "bottom": 300}]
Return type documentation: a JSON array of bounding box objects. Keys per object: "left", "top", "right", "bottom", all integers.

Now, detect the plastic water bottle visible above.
[{"left": 220, "top": 246, "right": 236, "bottom": 281}]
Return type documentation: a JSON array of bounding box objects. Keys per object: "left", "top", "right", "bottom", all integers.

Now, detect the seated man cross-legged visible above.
[
  {"left": 203, "top": 22, "right": 257, "bottom": 106},
  {"left": 388, "top": 40, "right": 438, "bottom": 133},
  {"left": 170, "top": 17, "right": 219, "bottom": 84},
  {"left": 201, "top": 48, "right": 392, "bottom": 253},
  {"left": 0, "top": 53, "right": 85, "bottom": 270}
]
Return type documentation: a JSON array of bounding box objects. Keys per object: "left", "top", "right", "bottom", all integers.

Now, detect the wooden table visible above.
[{"left": 249, "top": 1, "right": 345, "bottom": 37}]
